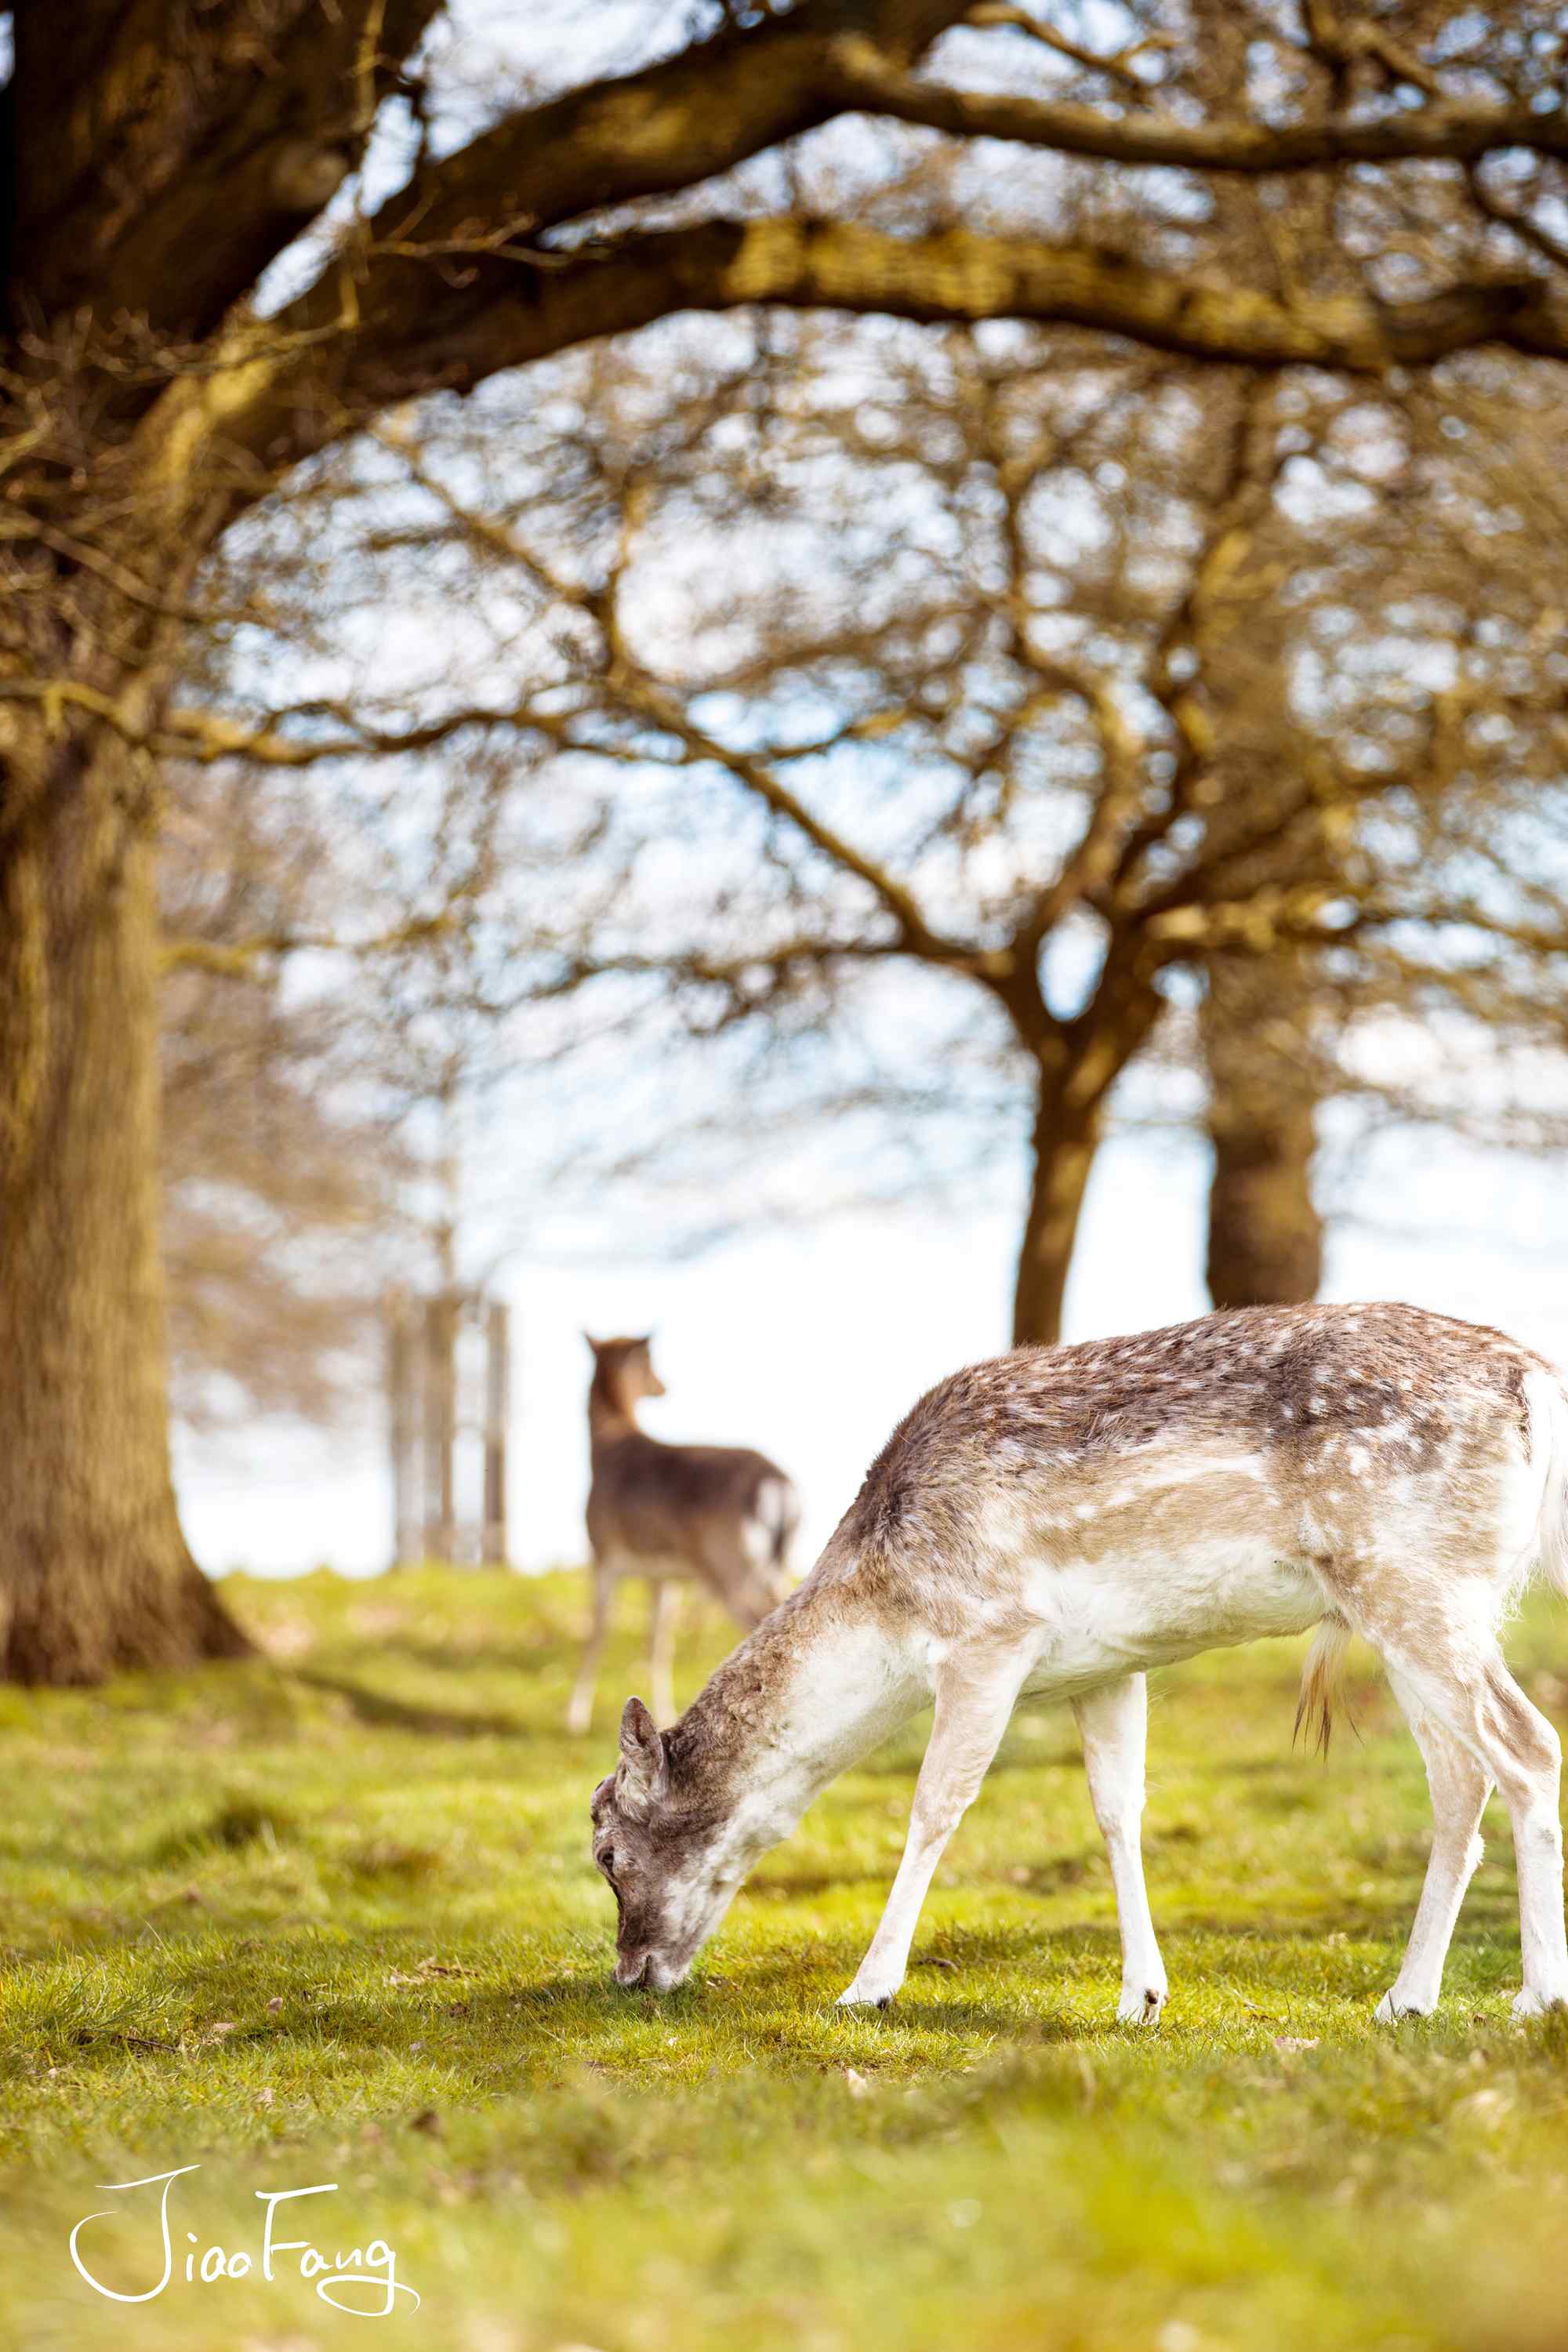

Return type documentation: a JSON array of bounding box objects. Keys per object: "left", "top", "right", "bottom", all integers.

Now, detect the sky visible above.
[{"left": 173, "top": 1116, "right": 1568, "bottom": 1585}]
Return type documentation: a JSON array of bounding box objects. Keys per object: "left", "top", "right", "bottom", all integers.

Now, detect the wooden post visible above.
[
  {"left": 422, "top": 1292, "right": 459, "bottom": 1563},
  {"left": 483, "top": 1299, "right": 510, "bottom": 1566},
  {"left": 388, "top": 1284, "right": 510, "bottom": 1570},
  {"left": 387, "top": 1294, "right": 418, "bottom": 1568}
]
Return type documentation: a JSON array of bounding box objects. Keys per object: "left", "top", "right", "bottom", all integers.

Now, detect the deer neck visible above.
[
  {"left": 588, "top": 1372, "right": 641, "bottom": 1445},
  {"left": 666, "top": 1566, "right": 924, "bottom": 1874}
]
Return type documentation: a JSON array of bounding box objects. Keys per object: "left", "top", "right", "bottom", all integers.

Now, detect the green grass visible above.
[{"left": 2, "top": 1569, "right": 1567, "bottom": 2350}]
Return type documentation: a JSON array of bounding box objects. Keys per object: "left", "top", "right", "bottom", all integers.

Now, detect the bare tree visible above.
[
  {"left": 328, "top": 302, "right": 1568, "bottom": 1344},
  {"left": 4, "top": 0, "right": 1568, "bottom": 1675},
  {"left": 157, "top": 753, "right": 416, "bottom": 1428}
]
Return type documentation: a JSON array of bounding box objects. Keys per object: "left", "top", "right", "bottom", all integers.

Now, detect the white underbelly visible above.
[{"left": 1018, "top": 1544, "right": 1325, "bottom": 1697}]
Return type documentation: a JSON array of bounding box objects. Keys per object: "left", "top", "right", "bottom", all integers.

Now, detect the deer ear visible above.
[
  {"left": 583, "top": 1330, "right": 601, "bottom": 1354},
  {"left": 618, "top": 1696, "right": 668, "bottom": 1812}
]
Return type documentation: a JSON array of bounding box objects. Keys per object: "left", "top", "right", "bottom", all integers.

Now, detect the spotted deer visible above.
[
  {"left": 570, "top": 1334, "right": 800, "bottom": 1735},
  {"left": 590, "top": 1303, "right": 1568, "bottom": 2020}
]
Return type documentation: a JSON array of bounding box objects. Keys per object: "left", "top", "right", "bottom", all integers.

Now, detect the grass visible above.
[{"left": 2, "top": 1569, "right": 1567, "bottom": 2350}]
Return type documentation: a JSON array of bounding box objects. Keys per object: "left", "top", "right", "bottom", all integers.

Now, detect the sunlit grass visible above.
[{"left": 2, "top": 1567, "right": 1566, "bottom": 2349}]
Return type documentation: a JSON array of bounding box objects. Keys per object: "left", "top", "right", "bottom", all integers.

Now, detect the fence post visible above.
[
  {"left": 387, "top": 1291, "right": 421, "bottom": 1569},
  {"left": 483, "top": 1299, "right": 510, "bottom": 1566},
  {"left": 387, "top": 1286, "right": 511, "bottom": 1570}
]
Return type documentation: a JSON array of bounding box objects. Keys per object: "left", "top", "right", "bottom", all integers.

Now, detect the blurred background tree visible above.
[
  {"left": 5, "top": 0, "right": 1568, "bottom": 1670},
  {"left": 157, "top": 755, "right": 405, "bottom": 1431},
  {"left": 241, "top": 303, "right": 1566, "bottom": 1344}
]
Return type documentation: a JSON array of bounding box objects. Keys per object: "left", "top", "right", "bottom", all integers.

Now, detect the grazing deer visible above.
[
  {"left": 591, "top": 1303, "right": 1568, "bottom": 2020},
  {"left": 570, "top": 1334, "right": 800, "bottom": 1735}
]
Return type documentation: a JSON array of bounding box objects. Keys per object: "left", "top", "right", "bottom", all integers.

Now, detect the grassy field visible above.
[{"left": 2, "top": 1567, "right": 1567, "bottom": 2350}]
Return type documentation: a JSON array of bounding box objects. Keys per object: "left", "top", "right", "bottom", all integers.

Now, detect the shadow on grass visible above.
[
  {"left": 862, "top": 2000, "right": 1093, "bottom": 2037},
  {"left": 354, "top": 1633, "right": 575, "bottom": 1679},
  {"left": 20, "top": 1918, "right": 1526, "bottom": 2093},
  {"left": 490, "top": 1971, "right": 1080, "bottom": 2043},
  {"left": 850, "top": 1743, "right": 1084, "bottom": 1780},
  {"left": 745, "top": 1867, "right": 891, "bottom": 1899},
  {"left": 152, "top": 1797, "right": 302, "bottom": 1864},
  {"left": 289, "top": 1668, "right": 528, "bottom": 1740}
]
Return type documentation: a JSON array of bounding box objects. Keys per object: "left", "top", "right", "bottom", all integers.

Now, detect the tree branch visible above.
[
  {"left": 834, "top": 48, "right": 1568, "bottom": 176},
  {"left": 361, "top": 423, "right": 1006, "bottom": 974},
  {"left": 158, "top": 913, "right": 458, "bottom": 979},
  {"left": 608, "top": 677, "right": 992, "bottom": 971},
  {"left": 233, "top": 0, "right": 968, "bottom": 406},
  {"left": 0, "top": 678, "right": 583, "bottom": 768},
  {"left": 165, "top": 214, "right": 1556, "bottom": 521}
]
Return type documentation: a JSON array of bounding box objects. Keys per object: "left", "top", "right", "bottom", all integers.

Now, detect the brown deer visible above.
[
  {"left": 569, "top": 1334, "right": 800, "bottom": 1734},
  {"left": 590, "top": 1303, "right": 1568, "bottom": 2020}
]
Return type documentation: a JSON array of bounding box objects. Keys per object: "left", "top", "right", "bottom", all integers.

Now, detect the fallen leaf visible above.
[
  {"left": 844, "top": 2068, "right": 871, "bottom": 2099},
  {"left": 1273, "top": 2035, "right": 1319, "bottom": 2054}
]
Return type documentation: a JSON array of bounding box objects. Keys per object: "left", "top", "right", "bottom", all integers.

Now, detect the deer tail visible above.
[
  {"left": 755, "top": 1475, "right": 800, "bottom": 1572},
  {"left": 1525, "top": 1369, "right": 1568, "bottom": 1605},
  {"left": 1294, "top": 1611, "right": 1352, "bottom": 1759}
]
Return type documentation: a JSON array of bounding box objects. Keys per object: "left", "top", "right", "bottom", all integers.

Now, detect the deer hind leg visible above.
[
  {"left": 1376, "top": 1668, "right": 1492, "bottom": 2020},
  {"left": 1074, "top": 1675, "right": 1168, "bottom": 2024},
  {"left": 648, "top": 1580, "right": 684, "bottom": 1728},
  {"left": 696, "top": 1529, "right": 776, "bottom": 1632},
  {"left": 837, "top": 1646, "right": 1028, "bottom": 2011},
  {"left": 1360, "top": 1616, "right": 1566, "bottom": 2020},
  {"left": 566, "top": 1561, "right": 615, "bottom": 1737}
]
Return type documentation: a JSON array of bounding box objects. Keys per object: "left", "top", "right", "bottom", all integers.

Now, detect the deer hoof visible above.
[
  {"left": 837, "top": 1981, "right": 897, "bottom": 2011},
  {"left": 1117, "top": 1984, "right": 1167, "bottom": 2024},
  {"left": 1512, "top": 1986, "right": 1568, "bottom": 2020},
  {"left": 1374, "top": 1990, "right": 1434, "bottom": 2022}
]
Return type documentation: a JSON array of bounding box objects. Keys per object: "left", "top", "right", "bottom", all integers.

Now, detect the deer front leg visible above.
[
  {"left": 837, "top": 1650, "right": 1026, "bottom": 2010},
  {"left": 567, "top": 1563, "right": 615, "bottom": 1737},
  {"left": 1074, "top": 1675, "right": 1168, "bottom": 2024},
  {"left": 648, "top": 1580, "right": 684, "bottom": 1727}
]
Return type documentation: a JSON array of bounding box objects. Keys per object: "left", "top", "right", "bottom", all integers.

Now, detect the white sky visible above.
[{"left": 174, "top": 1120, "right": 1568, "bottom": 1583}]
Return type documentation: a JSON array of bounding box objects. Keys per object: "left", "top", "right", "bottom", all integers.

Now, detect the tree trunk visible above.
[
  {"left": 1201, "top": 954, "right": 1323, "bottom": 1309},
  {"left": 1008, "top": 978, "right": 1166, "bottom": 1349},
  {"left": 0, "top": 717, "right": 249, "bottom": 1681},
  {"left": 1011, "top": 1071, "right": 1102, "bottom": 1348}
]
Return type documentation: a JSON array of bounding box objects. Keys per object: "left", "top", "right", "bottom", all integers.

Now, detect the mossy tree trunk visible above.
[
  {"left": 0, "top": 705, "right": 249, "bottom": 1679},
  {"left": 1011, "top": 1078, "right": 1101, "bottom": 1348},
  {"left": 1011, "top": 983, "right": 1163, "bottom": 1348},
  {"left": 1201, "top": 954, "right": 1324, "bottom": 1311}
]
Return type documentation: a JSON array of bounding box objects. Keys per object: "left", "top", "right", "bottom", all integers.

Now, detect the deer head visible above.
[
  {"left": 590, "top": 1697, "right": 741, "bottom": 1990},
  {"left": 585, "top": 1333, "right": 667, "bottom": 1415}
]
